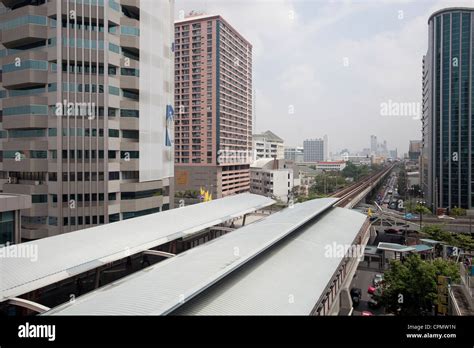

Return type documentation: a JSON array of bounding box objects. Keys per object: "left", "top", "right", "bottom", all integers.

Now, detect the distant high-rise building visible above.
[
  {"left": 409, "top": 140, "right": 422, "bottom": 161},
  {"left": 284, "top": 146, "right": 304, "bottom": 163},
  {"left": 174, "top": 14, "right": 253, "bottom": 198},
  {"left": 0, "top": 0, "right": 175, "bottom": 239},
  {"left": 303, "top": 138, "right": 327, "bottom": 163},
  {"left": 389, "top": 149, "right": 398, "bottom": 160},
  {"left": 370, "top": 135, "right": 378, "bottom": 154},
  {"left": 422, "top": 7, "right": 474, "bottom": 210},
  {"left": 323, "top": 134, "right": 329, "bottom": 161},
  {"left": 253, "top": 130, "right": 284, "bottom": 160}
]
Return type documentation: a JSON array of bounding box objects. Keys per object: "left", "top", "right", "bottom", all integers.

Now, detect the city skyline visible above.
[{"left": 175, "top": 0, "right": 474, "bottom": 154}]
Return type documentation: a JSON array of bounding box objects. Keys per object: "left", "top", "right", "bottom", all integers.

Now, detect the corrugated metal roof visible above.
[
  {"left": 0, "top": 193, "right": 274, "bottom": 301},
  {"left": 174, "top": 208, "right": 367, "bottom": 315},
  {"left": 44, "top": 198, "right": 339, "bottom": 315}
]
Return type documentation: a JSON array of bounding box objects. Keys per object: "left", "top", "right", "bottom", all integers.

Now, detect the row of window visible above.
[
  {"left": 2, "top": 127, "right": 139, "bottom": 139},
  {"left": 2, "top": 60, "right": 49, "bottom": 73},
  {"left": 52, "top": 150, "right": 139, "bottom": 159},
  {"left": 62, "top": 37, "right": 105, "bottom": 49},
  {"left": 120, "top": 26, "right": 140, "bottom": 37},
  {"left": 0, "top": 84, "right": 56, "bottom": 98},
  {"left": 3, "top": 105, "right": 48, "bottom": 116},
  {"left": 0, "top": 15, "right": 47, "bottom": 31},
  {"left": 62, "top": 63, "right": 139, "bottom": 77},
  {"left": 33, "top": 189, "right": 162, "bottom": 207},
  {"left": 48, "top": 170, "right": 139, "bottom": 182},
  {"left": 3, "top": 151, "right": 47, "bottom": 159}
]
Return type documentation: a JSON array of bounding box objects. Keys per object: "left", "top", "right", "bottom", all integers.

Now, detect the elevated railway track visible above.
[{"left": 332, "top": 165, "right": 394, "bottom": 208}]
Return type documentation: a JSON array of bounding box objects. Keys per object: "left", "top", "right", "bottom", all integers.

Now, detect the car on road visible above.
[{"left": 367, "top": 286, "right": 376, "bottom": 295}]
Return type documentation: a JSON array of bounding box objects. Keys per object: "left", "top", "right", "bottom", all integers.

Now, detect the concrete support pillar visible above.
[
  {"left": 14, "top": 210, "right": 21, "bottom": 244},
  {"left": 339, "top": 288, "right": 353, "bottom": 315}
]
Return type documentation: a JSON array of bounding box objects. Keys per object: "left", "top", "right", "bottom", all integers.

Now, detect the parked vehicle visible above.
[
  {"left": 367, "top": 286, "right": 376, "bottom": 295},
  {"left": 350, "top": 287, "right": 362, "bottom": 307}
]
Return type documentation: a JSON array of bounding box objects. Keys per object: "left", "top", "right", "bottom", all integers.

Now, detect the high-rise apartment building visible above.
[
  {"left": 303, "top": 137, "right": 327, "bottom": 163},
  {"left": 174, "top": 14, "right": 253, "bottom": 199},
  {"left": 0, "top": 0, "right": 175, "bottom": 240},
  {"left": 422, "top": 7, "right": 474, "bottom": 210}
]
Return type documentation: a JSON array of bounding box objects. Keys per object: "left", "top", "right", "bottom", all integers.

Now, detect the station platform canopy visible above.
[
  {"left": 377, "top": 242, "right": 416, "bottom": 253},
  {"left": 44, "top": 198, "right": 367, "bottom": 316},
  {"left": 0, "top": 193, "right": 274, "bottom": 301},
  {"left": 175, "top": 207, "right": 367, "bottom": 315}
]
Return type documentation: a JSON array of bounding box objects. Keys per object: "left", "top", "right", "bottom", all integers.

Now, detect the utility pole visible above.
[{"left": 419, "top": 210, "right": 422, "bottom": 231}]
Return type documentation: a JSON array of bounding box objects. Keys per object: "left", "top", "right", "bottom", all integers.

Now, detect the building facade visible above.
[
  {"left": 174, "top": 14, "right": 253, "bottom": 199},
  {"left": 284, "top": 146, "right": 304, "bottom": 163},
  {"left": 422, "top": 7, "right": 474, "bottom": 210},
  {"left": 314, "top": 161, "right": 346, "bottom": 172},
  {"left": 303, "top": 137, "right": 327, "bottom": 163},
  {"left": 370, "top": 135, "right": 377, "bottom": 154},
  {"left": 252, "top": 130, "right": 284, "bottom": 160},
  {"left": 250, "top": 158, "right": 293, "bottom": 202},
  {"left": 0, "top": 0, "right": 174, "bottom": 239},
  {"left": 0, "top": 193, "right": 31, "bottom": 244},
  {"left": 409, "top": 140, "right": 422, "bottom": 161}
]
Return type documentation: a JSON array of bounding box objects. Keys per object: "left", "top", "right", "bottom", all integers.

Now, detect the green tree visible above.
[
  {"left": 309, "top": 173, "right": 341, "bottom": 195},
  {"left": 451, "top": 207, "right": 466, "bottom": 217},
  {"left": 341, "top": 162, "right": 370, "bottom": 181},
  {"left": 421, "top": 225, "right": 474, "bottom": 250},
  {"left": 398, "top": 166, "right": 408, "bottom": 198},
  {"left": 414, "top": 204, "right": 431, "bottom": 216},
  {"left": 341, "top": 161, "right": 358, "bottom": 179},
  {"left": 379, "top": 254, "right": 459, "bottom": 315}
]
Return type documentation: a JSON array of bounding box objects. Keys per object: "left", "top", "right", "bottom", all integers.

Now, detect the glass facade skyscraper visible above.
[{"left": 422, "top": 7, "right": 474, "bottom": 210}]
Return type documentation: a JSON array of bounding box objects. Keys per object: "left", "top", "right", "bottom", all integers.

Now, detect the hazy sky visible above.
[{"left": 174, "top": 0, "right": 474, "bottom": 155}]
